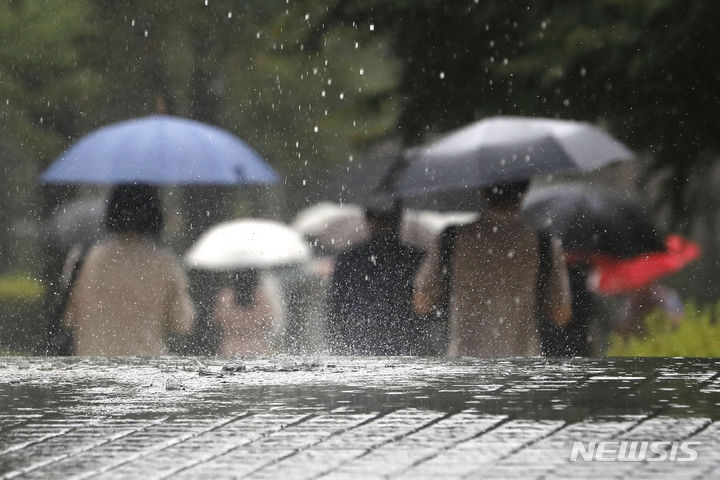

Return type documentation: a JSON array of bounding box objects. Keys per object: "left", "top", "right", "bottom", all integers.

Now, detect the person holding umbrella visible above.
[
  {"left": 63, "top": 184, "right": 195, "bottom": 356},
  {"left": 185, "top": 219, "right": 311, "bottom": 356},
  {"left": 211, "top": 269, "right": 284, "bottom": 356},
  {"left": 384, "top": 116, "right": 636, "bottom": 356},
  {"left": 326, "top": 198, "right": 425, "bottom": 355},
  {"left": 40, "top": 114, "right": 281, "bottom": 355},
  {"left": 522, "top": 183, "right": 669, "bottom": 355},
  {"left": 589, "top": 234, "right": 700, "bottom": 338},
  {"left": 413, "top": 181, "right": 572, "bottom": 357}
]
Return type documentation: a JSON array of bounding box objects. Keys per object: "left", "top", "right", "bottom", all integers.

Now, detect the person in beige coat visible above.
[
  {"left": 212, "top": 269, "right": 284, "bottom": 356},
  {"left": 414, "top": 181, "right": 571, "bottom": 357},
  {"left": 64, "top": 185, "right": 194, "bottom": 356}
]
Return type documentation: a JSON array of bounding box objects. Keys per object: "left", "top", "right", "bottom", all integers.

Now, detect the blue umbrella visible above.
[{"left": 40, "top": 115, "right": 279, "bottom": 185}]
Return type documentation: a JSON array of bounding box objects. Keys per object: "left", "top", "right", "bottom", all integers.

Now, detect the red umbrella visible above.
[{"left": 589, "top": 235, "right": 700, "bottom": 295}]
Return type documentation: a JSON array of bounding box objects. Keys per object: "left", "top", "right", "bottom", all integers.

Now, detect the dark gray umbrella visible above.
[
  {"left": 392, "top": 116, "right": 634, "bottom": 199},
  {"left": 46, "top": 196, "right": 106, "bottom": 250},
  {"left": 326, "top": 139, "right": 402, "bottom": 209},
  {"left": 521, "top": 184, "right": 665, "bottom": 258}
]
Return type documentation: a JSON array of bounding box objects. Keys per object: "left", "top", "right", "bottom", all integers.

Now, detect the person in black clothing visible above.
[
  {"left": 326, "top": 201, "right": 424, "bottom": 355},
  {"left": 538, "top": 262, "right": 594, "bottom": 357}
]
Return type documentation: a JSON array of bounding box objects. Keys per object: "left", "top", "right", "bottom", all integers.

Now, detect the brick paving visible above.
[{"left": 0, "top": 357, "right": 718, "bottom": 479}]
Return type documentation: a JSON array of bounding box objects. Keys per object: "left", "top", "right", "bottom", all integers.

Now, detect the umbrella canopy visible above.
[
  {"left": 325, "top": 139, "right": 402, "bottom": 205},
  {"left": 292, "top": 202, "right": 368, "bottom": 255},
  {"left": 185, "top": 219, "right": 311, "bottom": 270},
  {"left": 522, "top": 183, "right": 665, "bottom": 258},
  {"left": 46, "top": 196, "right": 106, "bottom": 250},
  {"left": 40, "top": 115, "right": 279, "bottom": 185},
  {"left": 590, "top": 235, "right": 701, "bottom": 295},
  {"left": 391, "top": 116, "right": 633, "bottom": 197},
  {"left": 292, "top": 202, "right": 477, "bottom": 255}
]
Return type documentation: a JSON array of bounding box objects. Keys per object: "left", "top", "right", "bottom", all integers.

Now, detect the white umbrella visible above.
[
  {"left": 400, "top": 210, "right": 478, "bottom": 252},
  {"left": 292, "top": 202, "right": 477, "bottom": 254},
  {"left": 292, "top": 202, "right": 369, "bottom": 254},
  {"left": 185, "top": 219, "right": 312, "bottom": 270}
]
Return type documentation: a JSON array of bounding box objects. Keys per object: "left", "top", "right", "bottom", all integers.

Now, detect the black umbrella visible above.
[
  {"left": 521, "top": 184, "right": 665, "bottom": 258},
  {"left": 391, "top": 116, "right": 634, "bottom": 202}
]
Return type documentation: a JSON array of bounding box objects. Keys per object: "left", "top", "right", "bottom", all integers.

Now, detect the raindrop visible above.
[
  {"left": 204, "top": 0, "right": 208, "bottom": 5},
  {"left": 369, "top": 24, "right": 375, "bottom": 31},
  {"left": 503, "top": 58, "right": 508, "bottom": 65},
  {"left": 580, "top": 67, "right": 587, "bottom": 77},
  {"left": 339, "top": 92, "right": 344, "bottom": 100},
  {"left": 359, "top": 68, "right": 365, "bottom": 75},
  {"left": 563, "top": 98, "right": 570, "bottom": 106},
  {"left": 321, "top": 90, "right": 326, "bottom": 97},
  {"left": 302, "top": 179, "right": 307, "bottom": 186},
  {"left": 227, "top": 11, "right": 232, "bottom": 19},
  {"left": 305, "top": 13, "right": 310, "bottom": 20},
  {"left": 131, "top": 19, "right": 135, "bottom": 27},
  {"left": 439, "top": 71, "right": 445, "bottom": 79},
  {"left": 313, "top": 126, "right": 319, "bottom": 132},
  {"left": 144, "top": 29, "right": 149, "bottom": 38},
  {"left": 354, "top": 42, "right": 359, "bottom": 49}
]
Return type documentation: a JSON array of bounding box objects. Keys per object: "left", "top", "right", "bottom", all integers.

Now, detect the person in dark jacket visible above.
[{"left": 326, "top": 201, "right": 424, "bottom": 355}]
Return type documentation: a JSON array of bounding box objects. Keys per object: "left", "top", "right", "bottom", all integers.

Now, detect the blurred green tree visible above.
[{"left": 298, "top": 0, "right": 720, "bottom": 226}]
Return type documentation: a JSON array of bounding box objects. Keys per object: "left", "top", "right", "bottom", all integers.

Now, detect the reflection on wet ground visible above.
[{"left": 0, "top": 356, "right": 718, "bottom": 478}]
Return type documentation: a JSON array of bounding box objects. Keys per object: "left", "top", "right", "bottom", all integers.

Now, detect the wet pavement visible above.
[{"left": 0, "top": 356, "right": 719, "bottom": 478}]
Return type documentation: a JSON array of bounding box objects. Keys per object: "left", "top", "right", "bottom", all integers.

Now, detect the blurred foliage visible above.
[
  {"left": 608, "top": 302, "right": 720, "bottom": 356},
  {"left": 0, "top": 0, "right": 718, "bottom": 267},
  {"left": 0, "top": 273, "right": 45, "bottom": 353},
  {"left": 1, "top": 0, "right": 718, "bottom": 217},
  {"left": 0, "top": 273, "right": 44, "bottom": 301},
  {"left": 300, "top": 0, "right": 720, "bottom": 225},
  {"left": 0, "top": 0, "right": 101, "bottom": 156}
]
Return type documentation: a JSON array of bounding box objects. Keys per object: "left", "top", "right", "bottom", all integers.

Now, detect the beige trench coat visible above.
[
  {"left": 415, "top": 208, "right": 571, "bottom": 357},
  {"left": 64, "top": 234, "right": 194, "bottom": 356}
]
